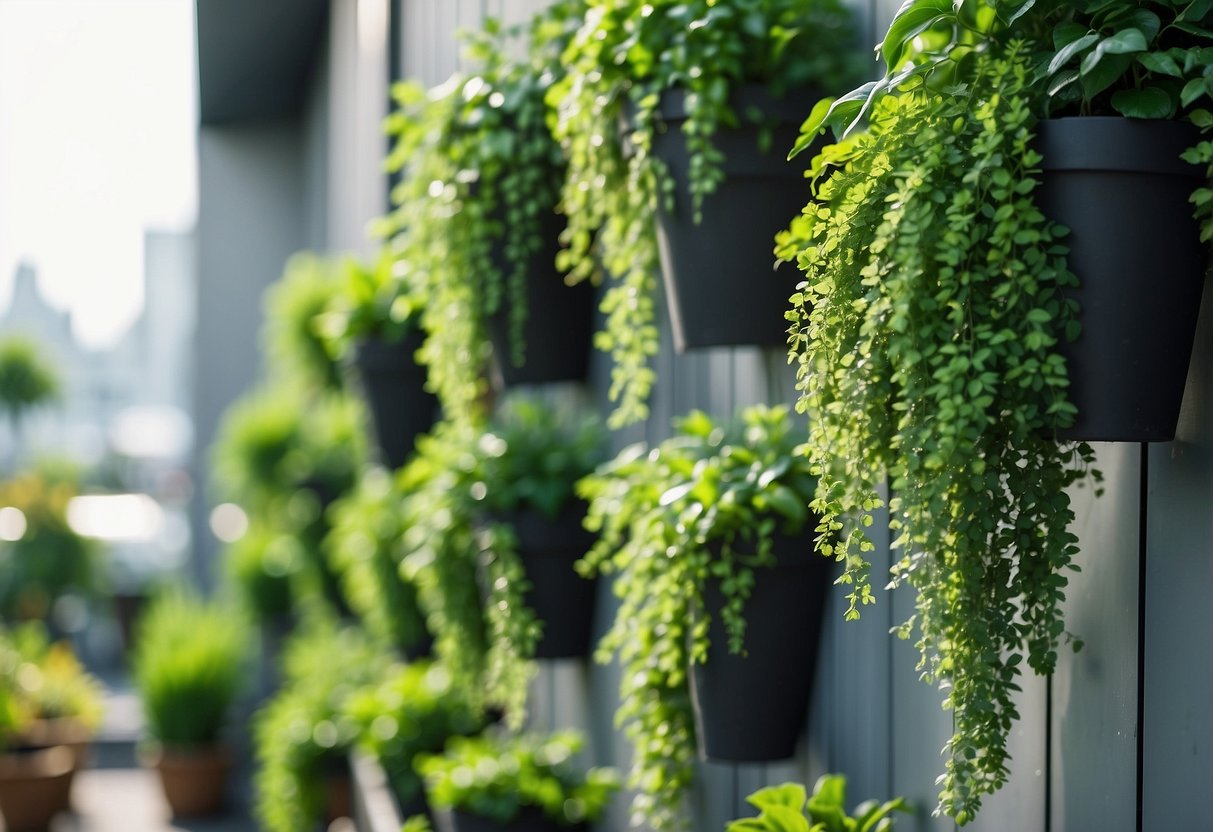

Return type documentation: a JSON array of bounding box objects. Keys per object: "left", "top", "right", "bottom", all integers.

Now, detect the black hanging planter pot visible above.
[
  {"left": 1036, "top": 117, "right": 1208, "bottom": 442},
  {"left": 690, "top": 531, "right": 832, "bottom": 762},
  {"left": 486, "top": 209, "right": 595, "bottom": 387},
  {"left": 436, "top": 807, "right": 586, "bottom": 832},
  {"left": 351, "top": 330, "right": 438, "bottom": 469},
  {"left": 648, "top": 86, "right": 819, "bottom": 351},
  {"left": 498, "top": 507, "right": 598, "bottom": 660}
]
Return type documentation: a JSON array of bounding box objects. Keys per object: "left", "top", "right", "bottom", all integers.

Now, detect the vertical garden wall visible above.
[{"left": 383, "top": 1, "right": 1213, "bottom": 830}]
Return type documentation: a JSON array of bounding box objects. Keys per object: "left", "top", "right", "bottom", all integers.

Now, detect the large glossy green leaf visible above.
[{"left": 1111, "top": 87, "right": 1174, "bottom": 118}]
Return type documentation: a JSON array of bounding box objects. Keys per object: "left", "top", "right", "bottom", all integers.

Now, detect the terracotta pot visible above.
[
  {"left": 0, "top": 745, "right": 74, "bottom": 832},
  {"left": 150, "top": 744, "right": 231, "bottom": 818},
  {"left": 20, "top": 717, "right": 92, "bottom": 767}
]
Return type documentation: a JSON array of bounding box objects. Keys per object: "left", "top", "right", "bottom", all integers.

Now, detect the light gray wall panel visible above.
[
  {"left": 193, "top": 122, "right": 306, "bottom": 580},
  {"left": 1051, "top": 443, "right": 1141, "bottom": 832},
  {"left": 1143, "top": 279, "right": 1213, "bottom": 827}
]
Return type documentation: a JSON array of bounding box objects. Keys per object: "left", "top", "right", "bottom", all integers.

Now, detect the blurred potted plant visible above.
[
  {"left": 212, "top": 385, "right": 366, "bottom": 618},
  {"left": 0, "top": 627, "right": 97, "bottom": 832},
  {"left": 379, "top": 3, "right": 592, "bottom": 422},
  {"left": 0, "top": 337, "right": 59, "bottom": 471},
  {"left": 318, "top": 253, "right": 437, "bottom": 470},
  {"left": 397, "top": 397, "right": 606, "bottom": 726},
  {"left": 726, "top": 776, "right": 908, "bottom": 832},
  {"left": 469, "top": 396, "right": 607, "bottom": 660},
  {"left": 253, "top": 621, "right": 389, "bottom": 832},
  {"left": 324, "top": 469, "right": 432, "bottom": 660},
  {"left": 344, "top": 660, "right": 486, "bottom": 817},
  {"left": 547, "top": 0, "right": 858, "bottom": 424},
  {"left": 416, "top": 731, "right": 618, "bottom": 832},
  {"left": 0, "top": 462, "right": 99, "bottom": 633},
  {"left": 263, "top": 253, "right": 346, "bottom": 394},
  {"left": 578, "top": 405, "right": 829, "bottom": 830},
  {"left": 132, "top": 589, "right": 248, "bottom": 817}
]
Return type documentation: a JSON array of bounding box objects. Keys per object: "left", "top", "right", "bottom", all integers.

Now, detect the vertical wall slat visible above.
[
  {"left": 1143, "top": 280, "right": 1213, "bottom": 827},
  {"left": 1050, "top": 443, "right": 1140, "bottom": 832}
]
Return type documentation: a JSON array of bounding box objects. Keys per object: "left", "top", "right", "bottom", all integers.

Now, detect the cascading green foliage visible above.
[
  {"left": 378, "top": 2, "right": 582, "bottom": 422},
  {"left": 398, "top": 398, "right": 606, "bottom": 729},
  {"left": 262, "top": 253, "right": 345, "bottom": 392},
  {"left": 577, "top": 405, "right": 816, "bottom": 831},
  {"left": 416, "top": 730, "right": 619, "bottom": 826},
  {"left": 547, "top": 0, "right": 857, "bottom": 426},
  {"left": 324, "top": 468, "right": 429, "bottom": 656},
  {"left": 779, "top": 45, "right": 1099, "bottom": 823},
  {"left": 343, "top": 661, "right": 486, "bottom": 807},
  {"left": 254, "top": 621, "right": 388, "bottom": 832}
]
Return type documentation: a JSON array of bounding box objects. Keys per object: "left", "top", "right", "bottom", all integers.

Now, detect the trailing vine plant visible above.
[
  {"left": 785, "top": 0, "right": 1213, "bottom": 822},
  {"left": 377, "top": 2, "right": 583, "bottom": 422},
  {"left": 780, "top": 44, "right": 1099, "bottom": 823},
  {"left": 577, "top": 406, "right": 816, "bottom": 830},
  {"left": 398, "top": 396, "right": 605, "bottom": 729},
  {"left": 547, "top": 0, "right": 857, "bottom": 426}
]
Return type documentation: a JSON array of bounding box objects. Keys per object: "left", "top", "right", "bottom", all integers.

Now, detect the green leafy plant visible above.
[
  {"left": 324, "top": 468, "right": 429, "bottom": 656},
  {"left": 212, "top": 386, "right": 367, "bottom": 618},
  {"left": 547, "top": 0, "right": 856, "bottom": 425},
  {"left": 399, "top": 398, "right": 605, "bottom": 727},
  {"left": 254, "top": 621, "right": 388, "bottom": 832},
  {"left": 416, "top": 730, "right": 619, "bottom": 826},
  {"left": 316, "top": 252, "right": 425, "bottom": 360},
  {"left": 0, "top": 624, "right": 104, "bottom": 741},
  {"left": 0, "top": 337, "right": 58, "bottom": 443},
  {"left": 780, "top": 43, "right": 1102, "bottom": 823},
  {"left": 378, "top": 3, "right": 582, "bottom": 420},
  {"left": 263, "top": 253, "right": 345, "bottom": 392},
  {"left": 576, "top": 405, "right": 816, "bottom": 830},
  {"left": 222, "top": 523, "right": 299, "bottom": 624},
  {"left": 726, "top": 776, "right": 909, "bottom": 832},
  {"left": 132, "top": 588, "right": 248, "bottom": 750},
  {"left": 809, "top": 0, "right": 1213, "bottom": 140},
  {"left": 343, "top": 660, "right": 486, "bottom": 807},
  {"left": 0, "top": 462, "right": 98, "bottom": 624}
]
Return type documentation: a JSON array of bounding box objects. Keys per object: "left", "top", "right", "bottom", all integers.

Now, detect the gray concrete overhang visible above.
[{"left": 195, "top": 0, "right": 328, "bottom": 125}]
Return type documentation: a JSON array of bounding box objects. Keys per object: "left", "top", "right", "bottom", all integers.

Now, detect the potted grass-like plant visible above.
[
  {"left": 416, "top": 731, "right": 618, "bottom": 832},
  {"left": 577, "top": 405, "right": 830, "bottom": 830},
  {"left": 778, "top": 0, "right": 1213, "bottom": 821},
  {"left": 133, "top": 589, "right": 248, "bottom": 818},
  {"left": 547, "top": 0, "right": 858, "bottom": 424},
  {"left": 379, "top": 2, "right": 592, "bottom": 423}
]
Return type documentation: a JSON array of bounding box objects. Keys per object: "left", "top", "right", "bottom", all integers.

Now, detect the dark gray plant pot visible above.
[
  {"left": 486, "top": 209, "right": 595, "bottom": 387},
  {"left": 436, "top": 807, "right": 586, "bottom": 832},
  {"left": 352, "top": 332, "right": 437, "bottom": 469},
  {"left": 1036, "top": 117, "right": 1208, "bottom": 442},
  {"left": 496, "top": 507, "right": 597, "bottom": 660},
  {"left": 649, "top": 85, "right": 820, "bottom": 351},
  {"left": 690, "top": 531, "right": 832, "bottom": 762}
]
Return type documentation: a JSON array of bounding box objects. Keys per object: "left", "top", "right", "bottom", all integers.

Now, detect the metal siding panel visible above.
[
  {"left": 890, "top": 575, "right": 957, "bottom": 831},
  {"left": 965, "top": 675, "right": 1048, "bottom": 832},
  {"left": 1143, "top": 281, "right": 1213, "bottom": 827},
  {"left": 1050, "top": 443, "right": 1140, "bottom": 832}
]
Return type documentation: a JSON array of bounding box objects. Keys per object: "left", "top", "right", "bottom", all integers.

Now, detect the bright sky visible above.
[{"left": 0, "top": 0, "right": 196, "bottom": 349}]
